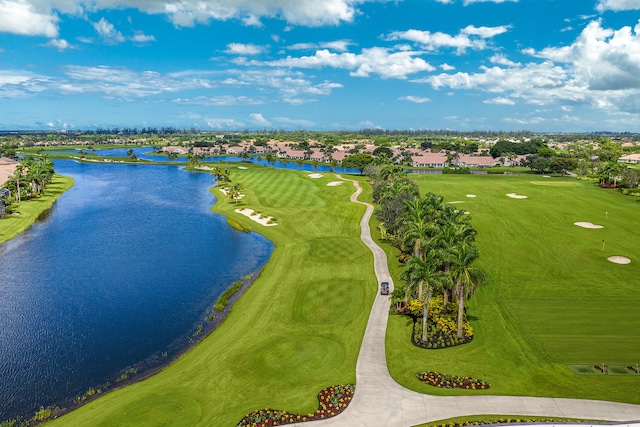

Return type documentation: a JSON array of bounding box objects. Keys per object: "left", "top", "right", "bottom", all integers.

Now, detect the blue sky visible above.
[{"left": 1, "top": 0, "right": 640, "bottom": 132}]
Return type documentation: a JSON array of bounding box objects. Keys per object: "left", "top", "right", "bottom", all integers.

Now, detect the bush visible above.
[
  {"left": 214, "top": 280, "right": 243, "bottom": 312},
  {"left": 226, "top": 217, "right": 251, "bottom": 233},
  {"left": 417, "top": 371, "right": 490, "bottom": 389}
]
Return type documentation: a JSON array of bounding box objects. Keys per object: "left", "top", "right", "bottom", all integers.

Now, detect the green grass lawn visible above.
[
  {"left": 0, "top": 174, "right": 74, "bottom": 244},
  {"left": 47, "top": 166, "right": 376, "bottom": 426},
  {"left": 385, "top": 173, "right": 640, "bottom": 404}
]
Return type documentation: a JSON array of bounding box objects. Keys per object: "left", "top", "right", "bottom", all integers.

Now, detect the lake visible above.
[{"left": 0, "top": 161, "right": 273, "bottom": 420}]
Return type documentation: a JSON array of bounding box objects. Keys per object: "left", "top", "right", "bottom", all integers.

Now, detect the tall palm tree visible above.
[
  {"left": 403, "top": 252, "right": 443, "bottom": 343},
  {"left": 450, "top": 242, "right": 485, "bottom": 338}
]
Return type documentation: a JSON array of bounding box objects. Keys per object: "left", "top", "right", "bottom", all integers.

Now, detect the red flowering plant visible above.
[
  {"left": 416, "top": 372, "right": 490, "bottom": 390},
  {"left": 236, "top": 384, "right": 355, "bottom": 427}
]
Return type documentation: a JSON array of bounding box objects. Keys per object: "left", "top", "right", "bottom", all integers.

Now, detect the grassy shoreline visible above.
[
  {"left": 0, "top": 174, "right": 74, "bottom": 245},
  {"left": 46, "top": 166, "right": 375, "bottom": 426}
]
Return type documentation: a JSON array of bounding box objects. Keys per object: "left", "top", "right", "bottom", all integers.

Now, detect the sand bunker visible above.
[
  {"left": 573, "top": 222, "right": 604, "bottom": 229},
  {"left": 608, "top": 256, "right": 631, "bottom": 265},
  {"left": 308, "top": 173, "right": 323, "bottom": 179},
  {"left": 238, "top": 166, "right": 248, "bottom": 170},
  {"left": 235, "top": 208, "right": 277, "bottom": 227},
  {"left": 466, "top": 194, "right": 476, "bottom": 198},
  {"left": 327, "top": 181, "right": 343, "bottom": 187},
  {"left": 447, "top": 201, "right": 464, "bottom": 204},
  {"left": 506, "top": 193, "right": 528, "bottom": 199},
  {"left": 543, "top": 175, "right": 551, "bottom": 178}
]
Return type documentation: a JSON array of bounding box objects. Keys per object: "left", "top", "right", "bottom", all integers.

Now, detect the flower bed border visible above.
[
  {"left": 417, "top": 371, "right": 490, "bottom": 390},
  {"left": 236, "top": 384, "right": 355, "bottom": 426}
]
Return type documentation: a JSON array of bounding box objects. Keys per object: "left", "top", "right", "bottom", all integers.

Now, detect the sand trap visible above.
[
  {"left": 308, "top": 173, "right": 323, "bottom": 179},
  {"left": 235, "top": 208, "right": 277, "bottom": 226},
  {"left": 466, "top": 194, "right": 476, "bottom": 198},
  {"left": 219, "top": 188, "right": 245, "bottom": 200},
  {"left": 447, "top": 201, "right": 464, "bottom": 204},
  {"left": 608, "top": 256, "right": 631, "bottom": 265},
  {"left": 543, "top": 175, "right": 551, "bottom": 178},
  {"left": 506, "top": 193, "right": 528, "bottom": 199},
  {"left": 574, "top": 222, "right": 604, "bottom": 229},
  {"left": 327, "top": 181, "right": 343, "bottom": 187},
  {"left": 238, "top": 166, "right": 248, "bottom": 170}
]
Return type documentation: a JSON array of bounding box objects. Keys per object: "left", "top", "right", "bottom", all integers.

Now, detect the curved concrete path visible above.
[{"left": 303, "top": 176, "right": 640, "bottom": 427}]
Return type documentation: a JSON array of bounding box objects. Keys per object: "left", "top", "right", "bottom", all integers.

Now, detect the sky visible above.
[{"left": 1, "top": 0, "right": 640, "bottom": 132}]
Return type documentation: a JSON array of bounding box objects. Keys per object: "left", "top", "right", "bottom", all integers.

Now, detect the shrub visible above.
[
  {"left": 214, "top": 280, "right": 244, "bottom": 312},
  {"left": 33, "top": 407, "right": 52, "bottom": 421},
  {"left": 226, "top": 217, "right": 251, "bottom": 233},
  {"left": 417, "top": 371, "right": 490, "bottom": 389}
]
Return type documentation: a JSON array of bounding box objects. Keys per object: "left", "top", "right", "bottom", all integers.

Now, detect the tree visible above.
[
  {"left": 226, "top": 183, "right": 243, "bottom": 205},
  {"left": 342, "top": 153, "right": 373, "bottom": 175},
  {"left": 450, "top": 242, "right": 485, "bottom": 338}
]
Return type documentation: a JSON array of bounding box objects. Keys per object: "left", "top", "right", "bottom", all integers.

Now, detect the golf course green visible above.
[
  {"left": 46, "top": 168, "right": 640, "bottom": 426},
  {"left": 385, "top": 173, "right": 640, "bottom": 403},
  {"left": 47, "top": 166, "right": 376, "bottom": 426}
]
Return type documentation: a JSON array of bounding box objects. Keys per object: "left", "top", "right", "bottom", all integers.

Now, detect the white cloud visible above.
[
  {"left": 172, "top": 95, "right": 265, "bottom": 105},
  {"left": 0, "top": 0, "right": 58, "bottom": 37},
  {"left": 225, "top": 43, "right": 265, "bottom": 55},
  {"left": 529, "top": 19, "right": 640, "bottom": 91},
  {"left": 484, "top": 96, "right": 515, "bottom": 105},
  {"left": 287, "top": 40, "right": 353, "bottom": 52},
  {"left": 93, "top": 18, "right": 125, "bottom": 44},
  {"left": 440, "top": 63, "right": 455, "bottom": 71},
  {"left": 398, "top": 95, "right": 431, "bottom": 103},
  {"left": 0, "top": 70, "right": 49, "bottom": 98},
  {"left": 205, "top": 117, "right": 246, "bottom": 129},
  {"left": 596, "top": 0, "right": 640, "bottom": 12},
  {"left": 130, "top": 31, "right": 156, "bottom": 43},
  {"left": 413, "top": 19, "right": 640, "bottom": 115},
  {"left": 386, "top": 25, "right": 510, "bottom": 54},
  {"left": 256, "top": 47, "right": 434, "bottom": 79},
  {"left": 489, "top": 53, "right": 519, "bottom": 66},
  {"left": 250, "top": 112, "right": 271, "bottom": 125},
  {"left": 42, "top": 38, "right": 78, "bottom": 50}
]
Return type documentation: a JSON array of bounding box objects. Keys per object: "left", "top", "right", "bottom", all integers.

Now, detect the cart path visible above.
[{"left": 302, "top": 176, "right": 640, "bottom": 427}]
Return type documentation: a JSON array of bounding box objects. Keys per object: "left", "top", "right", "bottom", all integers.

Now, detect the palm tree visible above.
[
  {"left": 227, "top": 183, "right": 243, "bottom": 205},
  {"left": 450, "top": 242, "right": 485, "bottom": 338},
  {"left": 402, "top": 253, "right": 443, "bottom": 343}
]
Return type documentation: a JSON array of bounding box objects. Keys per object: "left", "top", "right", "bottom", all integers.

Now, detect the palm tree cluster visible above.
[
  {"left": 211, "top": 166, "right": 243, "bottom": 205},
  {"left": 370, "top": 165, "right": 485, "bottom": 347},
  {"left": 3, "top": 155, "right": 55, "bottom": 204}
]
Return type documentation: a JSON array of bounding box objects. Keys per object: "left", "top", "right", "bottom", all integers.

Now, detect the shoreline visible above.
[{"left": 0, "top": 174, "right": 75, "bottom": 245}]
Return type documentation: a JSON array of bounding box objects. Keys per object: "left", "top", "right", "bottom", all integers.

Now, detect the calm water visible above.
[{"left": 0, "top": 161, "right": 273, "bottom": 420}]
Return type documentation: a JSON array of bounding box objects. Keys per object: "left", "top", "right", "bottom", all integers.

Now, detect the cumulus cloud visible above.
[
  {"left": 130, "top": 31, "right": 156, "bottom": 43},
  {"left": 398, "top": 95, "right": 431, "bottom": 103},
  {"left": 484, "top": 96, "right": 515, "bottom": 105},
  {"left": 0, "top": 0, "right": 376, "bottom": 37},
  {"left": 0, "top": 0, "right": 59, "bottom": 37},
  {"left": 93, "top": 18, "right": 125, "bottom": 44},
  {"left": 42, "top": 38, "right": 78, "bottom": 50},
  {"left": 250, "top": 112, "right": 271, "bottom": 125},
  {"left": 256, "top": 47, "right": 434, "bottom": 79},
  {"left": 386, "top": 25, "right": 510, "bottom": 54},
  {"left": 288, "top": 40, "right": 354, "bottom": 52},
  {"left": 596, "top": 0, "right": 640, "bottom": 12},
  {"left": 528, "top": 19, "right": 640, "bottom": 91},
  {"left": 225, "top": 43, "right": 265, "bottom": 55}
]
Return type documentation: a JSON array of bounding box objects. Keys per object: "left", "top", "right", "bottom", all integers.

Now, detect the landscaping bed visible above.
[{"left": 417, "top": 372, "right": 490, "bottom": 390}]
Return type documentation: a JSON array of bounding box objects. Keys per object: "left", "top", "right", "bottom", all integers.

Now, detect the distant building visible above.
[{"left": 618, "top": 154, "right": 640, "bottom": 164}]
